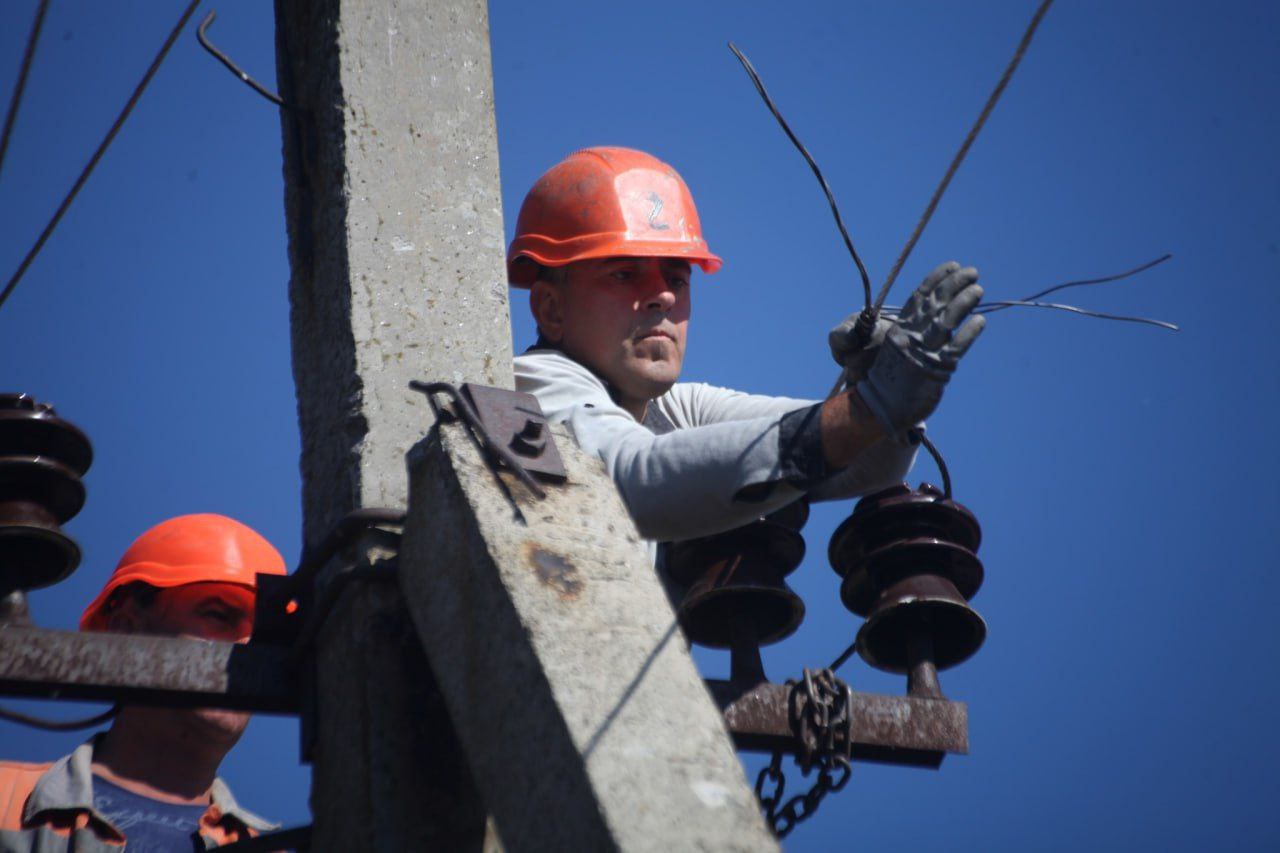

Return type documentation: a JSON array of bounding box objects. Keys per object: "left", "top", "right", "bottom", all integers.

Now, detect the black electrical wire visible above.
[
  {"left": 828, "top": 639, "right": 858, "bottom": 673},
  {"left": 974, "top": 300, "right": 1179, "bottom": 331},
  {"left": 875, "top": 0, "right": 1055, "bottom": 311},
  {"left": 987, "top": 253, "right": 1173, "bottom": 308},
  {"left": 197, "top": 11, "right": 292, "bottom": 109},
  {"left": 878, "top": 301, "right": 1178, "bottom": 331},
  {"left": 910, "top": 427, "right": 951, "bottom": 499},
  {"left": 0, "top": 703, "right": 116, "bottom": 732},
  {"left": 728, "top": 42, "right": 872, "bottom": 311},
  {"left": 877, "top": 253, "right": 1180, "bottom": 330},
  {"left": 0, "top": 0, "right": 203, "bottom": 314},
  {"left": 0, "top": 0, "right": 50, "bottom": 179}
]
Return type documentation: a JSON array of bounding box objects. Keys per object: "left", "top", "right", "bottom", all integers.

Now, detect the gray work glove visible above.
[
  {"left": 856, "top": 262, "right": 985, "bottom": 437},
  {"left": 829, "top": 310, "right": 896, "bottom": 387}
]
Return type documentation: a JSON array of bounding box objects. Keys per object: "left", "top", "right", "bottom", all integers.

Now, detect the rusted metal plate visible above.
[
  {"left": 0, "top": 626, "right": 298, "bottom": 712},
  {"left": 461, "top": 383, "right": 567, "bottom": 481},
  {"left": 708, "top": 679, "right": 967, "bottom": 768}
]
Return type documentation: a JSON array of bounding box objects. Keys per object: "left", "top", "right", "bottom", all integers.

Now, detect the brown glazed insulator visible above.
[
  {"left": 828, "top": 483, "right": 988, "bottom": 675},
  {"left": 828, "top": 482, "right": 980, "bottom": 577},
  {"left": 0, "top": 394, "right": 93, "bottom": 474},
  {"left": 665, "top": 501, "right": 808, "bottom": 649},
  {"left": 855, "top": 573, "right": 987, "bottom": 674},
  {"left": 0, "top": 395, "right": 92, "bottom": 593},
  {"left": 0, "top": 456, "right": 86, "bottom": 522},
  {"left": 838, "top": 536, "right": 983, "bottom": 617}
]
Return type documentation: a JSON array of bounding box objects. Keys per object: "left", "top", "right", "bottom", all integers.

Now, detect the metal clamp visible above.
[
  {"left": 410, "top": 382, "right": 567, "bottom": 499},
  {"left": 456, "top": 383, "right": 567, "bottom": 483}
]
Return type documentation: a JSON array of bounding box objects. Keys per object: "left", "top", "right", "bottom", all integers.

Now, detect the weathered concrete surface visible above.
[
  {"left": 307, "top": 531, "right": 487, "bottom": 851},
  {"left": 275, "top": 0, "right": 511, "bottom": 545},
  {"left": 401, "top": 422, "right": 779, "bottom": 852}
]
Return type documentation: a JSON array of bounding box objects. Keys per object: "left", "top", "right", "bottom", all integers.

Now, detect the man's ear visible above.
[{"left": 530, "top": 279, "right": 566, "bottom": 343}]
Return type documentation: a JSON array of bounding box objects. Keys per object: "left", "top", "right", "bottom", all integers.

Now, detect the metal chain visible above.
[{"left": 755, "top": 667, "right": 854, "bottom": 838}]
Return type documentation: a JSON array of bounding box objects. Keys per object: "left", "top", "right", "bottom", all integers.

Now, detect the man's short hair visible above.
[
  {"left": 534, "top": 263, "right": 566, "bottom": 287},
  {"left": 532, "top": 264, "right": 567, "bottom": 340},
  {"left": 100, "top": 582, "right": 160, "bottom": 619}
]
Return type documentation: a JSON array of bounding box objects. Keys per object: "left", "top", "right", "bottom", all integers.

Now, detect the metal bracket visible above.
[{"left": 460, "top": 384, "right": 567, "bottom": 483}]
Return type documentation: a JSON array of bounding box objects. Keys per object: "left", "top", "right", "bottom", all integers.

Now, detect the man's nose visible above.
[
  {"left": 640, "top": 270, "right": 677, "bottom": 312},
  {"left": 645, "top": 287, "right": 676, "bottom": 312}
]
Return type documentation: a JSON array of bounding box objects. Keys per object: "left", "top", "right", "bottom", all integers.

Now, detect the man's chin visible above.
[
  {"left": 620, "top": 358, "right": 680, "bottom": 395},
  {"left": 183, "top": 707, "right": 250, "bottom": 744}
]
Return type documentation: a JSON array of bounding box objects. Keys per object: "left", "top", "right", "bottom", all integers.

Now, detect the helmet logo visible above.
[{"left": 646, "top": 192, "right": 670, "bottom": 231}]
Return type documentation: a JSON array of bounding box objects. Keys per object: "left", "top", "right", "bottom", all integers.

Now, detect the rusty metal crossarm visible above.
[
  {"left": 709, "top": 679, "right": 967, "bottom": 768},
  {"left": 0, "top": 627, "right": 965, "bottom": 769},
  {"left": 0, "top": 625, "right": 298, "bottom": 713},
  {"left": 0, "top": 623, "right": 964, "bottom": 767}
]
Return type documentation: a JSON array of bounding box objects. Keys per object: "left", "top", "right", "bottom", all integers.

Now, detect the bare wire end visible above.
[
  {"left": 974, "top": 300, "right": 1179, "bottom": 331},
  {"left": 1009, "top": 253, "right": 1173, "bottom": 304},
  {"left": 197, "top": 10, "right": 292, "bottom": 110}
]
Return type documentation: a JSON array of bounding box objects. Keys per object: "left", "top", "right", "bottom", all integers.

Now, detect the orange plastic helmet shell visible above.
[
  {"left": 79, "top": 513, "right": 286, "bottom": 632},
  {"left": 506, "top": 147, "right": 723, "bottom": 287}
]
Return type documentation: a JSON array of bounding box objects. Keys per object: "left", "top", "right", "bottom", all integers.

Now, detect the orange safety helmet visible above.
[
  {"left": 506, "top": 147, "right": 723, "bottom": 288},
  {"left": 80, "top": 513, "right": 286, "bottom": 632}
]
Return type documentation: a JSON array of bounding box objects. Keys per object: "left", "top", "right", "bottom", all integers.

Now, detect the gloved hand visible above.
[
  {"left": 829, "top": 309, "right": 896, "bottom": 387},
  {"left": 856, "top": 262, "right": 985, "bottom": 437}
]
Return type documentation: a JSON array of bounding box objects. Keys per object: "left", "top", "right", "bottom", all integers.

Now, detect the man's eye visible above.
[
  {"left": 200, "top": 608, "right": 235, "bottom": 623},
  {"left": 611, "top": 270, "right": 632, "bottom": 282}
]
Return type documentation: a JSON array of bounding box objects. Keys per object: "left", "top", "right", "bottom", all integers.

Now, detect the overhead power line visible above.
[
  {"left": 0, "top": 0, "right": 203, "bottom": 314},
  {"left": 0, "top": 0, "right": 51, "bottom": 179}
]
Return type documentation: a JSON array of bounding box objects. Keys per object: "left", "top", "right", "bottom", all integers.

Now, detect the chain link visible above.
[{"left": 754, "top": 667, "right": 854, "bottom": 839}]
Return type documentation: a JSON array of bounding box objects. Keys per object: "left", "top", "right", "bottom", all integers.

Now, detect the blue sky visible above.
[{"left": 1, "top": 1, "right": 1277, "bottom": 849}]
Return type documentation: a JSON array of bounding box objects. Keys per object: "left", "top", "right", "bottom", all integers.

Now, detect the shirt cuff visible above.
[{"left": 777, "top": 402, "right": 838, "bottom": 488}]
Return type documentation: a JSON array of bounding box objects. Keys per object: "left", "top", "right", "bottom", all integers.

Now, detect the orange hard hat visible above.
[
  {"left": 80, "top": 513, "right": 286, "bottom": 632},
  {"left": 506, "top": 147, "right": 723, "bottom": 288}
]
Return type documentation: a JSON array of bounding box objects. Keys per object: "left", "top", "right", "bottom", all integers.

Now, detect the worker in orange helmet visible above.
[
  {"left": 511, "top": 147, "right": 985, "bottom": 552},
  {"left": 0, "top": 513, "right": 285, "bottom": 851}
]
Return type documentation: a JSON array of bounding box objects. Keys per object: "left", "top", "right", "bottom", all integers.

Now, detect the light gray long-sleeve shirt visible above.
[{"left": 514, "top": 348, "right": 916, "bottom": 544}]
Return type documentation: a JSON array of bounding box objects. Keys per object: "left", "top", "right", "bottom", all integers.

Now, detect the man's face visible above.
[
  {"left": 534, "top": 257, "right": 692, "bottom": 408},
  {"left": 110, "top": 582, "right": 257, "bottom": 745},
  {"left": 145, "top": 583, "right": 256, "bottom": 644}
]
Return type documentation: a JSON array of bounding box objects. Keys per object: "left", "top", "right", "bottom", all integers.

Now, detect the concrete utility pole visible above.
[
  {"left": 274, "top": 0, "right": 507, "bottom": 847},
  {"left": 273, "top": 1, "right": 776, "bottom": 850}
]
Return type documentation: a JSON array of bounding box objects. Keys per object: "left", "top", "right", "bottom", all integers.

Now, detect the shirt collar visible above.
[
  {"left": 23, "top": 738, "right": 121, "bottom": 839},
  {"left": 22, "top": 736, "right": 277, "bottom": 835},
  {"left": 525, "top": 338, "right": 643, "bottom": 417},
  {"left": 207, "top": 777, "right": 277, "bottom": 833}
]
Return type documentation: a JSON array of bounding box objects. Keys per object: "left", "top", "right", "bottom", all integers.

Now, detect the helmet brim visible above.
[{"left": 508, "top": 244, "right": 723, "bottom": 288}]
